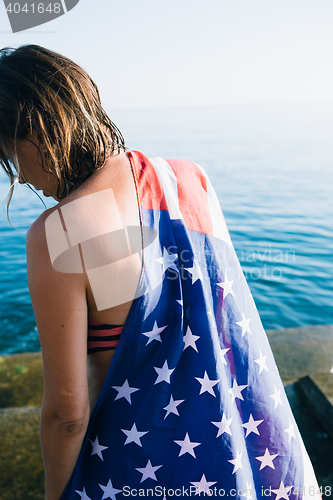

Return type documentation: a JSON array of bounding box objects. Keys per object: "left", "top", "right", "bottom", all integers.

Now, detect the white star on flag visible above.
[
  {"left": 190, "top": 474, "right": 217, "bottom": 495},
  {"left": 254, "top": 350, "right": 269, "bottom": 374},
  {"left": 284, "top": 419, "right": 296, "bottom": 443},
  {"left": 228, "top": 448, "right": 243, "bottom": 474},
  {"left": 142, "top": 321, "right": 167, "bottom": 345},
  {"left": 270, "top": 385, "right": 283, "bottom": 409},
  {"left": 112, "top": 379, "right": 139, "bottom": 405},
  {"left": 74, "top": 487, "right": 91, "bottom": 500},
  {"left": 195, "top": 370, "right": 220, "bottom": 397},
  {"left": 255, "top": 448, "right": 279, "bottom": 470},
  {"left": 271, "top": 481, "right": 293, "bottom": 500},
  {"left": 156, "top": 247, "right": 178, "bottom": 274},
  {"left": 220, "top": 347, "right": 230, "bottom": 365},
  {"left": 211, "top": 413, "right": 233, "bottom": 437},
  {"left": 228, "top": 378, "right": 248, "bottom": 403},
  {"left": 136, "top": 459, "right": 163, "bottom": 483},
  {"left": 184, "top": 258, "right": 203, "bottom": 284},
  {"left": 121, "top": 423, "right": 148, "bottom": 447},
  {"left": 99, "top": 479, "right": 122, "bottom": 500},
  {"left": 174, "top": 432, "right": 201, "bottom": 458},
  {"left": 154, "top": 360, "right": 175, "bottom": 384},
  {"left": 241, "top": 414, "right": 264, "bottom": 437},
  {"left": 183, "top": 326, "right": 200, "bottom": 352},
  {"left": 236, "top": 312, "right": 252, "bottom": 337},
  {"left": 89, "top": 436, "right": 108, "bottom": 461},
  {"left": 217, "top": 276, "right": 234, "bottom": 299},
  {"left": 163, "top": 395, "right": 185, "bottom": 419}
]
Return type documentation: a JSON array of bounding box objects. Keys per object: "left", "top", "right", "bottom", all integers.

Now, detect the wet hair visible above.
[{"left": 0, "top": 44, "right": 125, "bottom": 212}]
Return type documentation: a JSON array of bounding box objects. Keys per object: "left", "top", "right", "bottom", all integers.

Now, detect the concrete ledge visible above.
[
  {"left": 266, "top": 323, "right": 333, "bottom": 385},
  {"left": 0, "top": 352, "right": 43, "bottom": 408},
  {"left": 0, "top": 406, "right": 44, "bottom": 499}
]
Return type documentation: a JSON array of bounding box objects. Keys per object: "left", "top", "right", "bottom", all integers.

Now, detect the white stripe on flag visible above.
[
  {"left": 149, "top": 157, "right": 184, "bottom": 220},
  {"left": 195, "top": 163, "right": 232, "bottom": 246},
  {"left": 300, "top": 438, "right": 321, "bottom": 500}
]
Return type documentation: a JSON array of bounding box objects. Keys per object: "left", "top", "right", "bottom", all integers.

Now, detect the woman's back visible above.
[{"left": 41, "top": 151, "right": 142, "bottom": 407}]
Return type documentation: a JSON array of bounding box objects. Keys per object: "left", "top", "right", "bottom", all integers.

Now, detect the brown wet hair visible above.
[{"left": 0, "top": 44, "right": 125, "bottom": 213}]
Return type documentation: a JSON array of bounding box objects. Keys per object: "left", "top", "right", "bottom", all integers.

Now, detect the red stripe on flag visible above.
[
  {"left": 128, "top": 151, "right": 168, "bottom": 212},
  {"left": 166, "top": 159, "right": 213, "bottom": 236}
]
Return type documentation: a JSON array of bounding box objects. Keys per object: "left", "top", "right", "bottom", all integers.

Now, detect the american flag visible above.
[{"left": 61, "top": 151, "right": 319, "bottom": 500}]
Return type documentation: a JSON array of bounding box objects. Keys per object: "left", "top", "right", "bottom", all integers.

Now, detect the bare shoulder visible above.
[
  {"left": 26, "top": 206, "right": 59, "bottom": 263},
  {"left": 26, "top": 205, "right": 57, "bottom": 239},
  {"left": 26, "top": 202, "right": 87, "bottom": 322}
]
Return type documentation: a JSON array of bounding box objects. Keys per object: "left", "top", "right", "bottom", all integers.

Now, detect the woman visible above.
[{"left": 0, "top": 45, "right": 319, "bottom": 500}]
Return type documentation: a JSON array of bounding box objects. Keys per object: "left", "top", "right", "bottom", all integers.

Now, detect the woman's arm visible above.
[{"left": 26, "top": 212, "right": 90, "bottom": 500}]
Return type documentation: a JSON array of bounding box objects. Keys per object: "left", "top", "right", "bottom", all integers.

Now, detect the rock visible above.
[
  {"left": 295, "top": 375, "right": 333, "bottom": 440},
  {"left": 285, "top": 382, "right": 333, "bottom": 488},
  {"left": 266, "top": 323, "right": 333, "bottom": 385},
  {"left": 0, "top": 352, "right": 43, "bottom": 408},
  {"left": 0, "top": 406, "right": 44, "bottom": 499}
]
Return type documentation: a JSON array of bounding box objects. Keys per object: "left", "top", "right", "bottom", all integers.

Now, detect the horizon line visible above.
[{"left": 106, "top": 100, "right": 333, "bottom": 113}]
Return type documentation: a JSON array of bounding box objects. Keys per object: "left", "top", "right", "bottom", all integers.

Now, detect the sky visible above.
[{"left": 0, "top": 0, "right": 332, "bottom": 110}]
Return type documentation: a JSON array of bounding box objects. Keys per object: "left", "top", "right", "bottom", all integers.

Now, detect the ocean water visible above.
[{"left": 0, "top": 102, "right": 332, "bottom": 355}]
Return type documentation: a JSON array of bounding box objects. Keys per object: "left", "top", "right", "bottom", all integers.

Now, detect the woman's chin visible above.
[
  {"left": 43, "top": 191, "right": 56, "bottom": 199},
  {"left": 43, "top": 191, "right": 60, "bottom": 201}
]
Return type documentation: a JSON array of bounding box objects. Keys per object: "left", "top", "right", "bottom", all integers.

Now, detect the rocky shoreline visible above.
[
  {"left": 0, "top": 353, "right": 44, "bottom": 499},
  {"left": 1, "top": 324, "right": 332, "bottom": 499}
]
